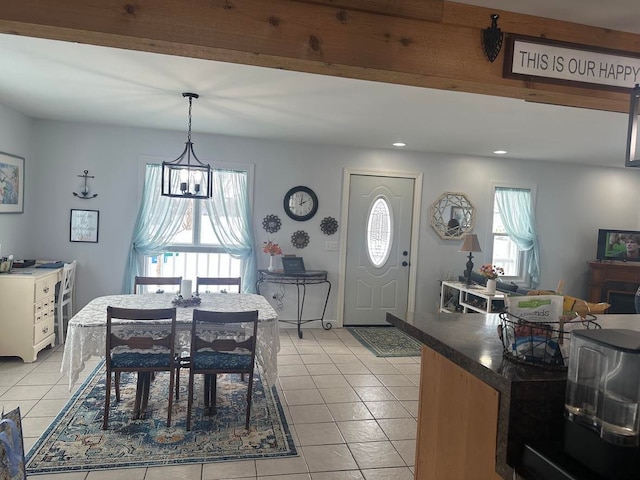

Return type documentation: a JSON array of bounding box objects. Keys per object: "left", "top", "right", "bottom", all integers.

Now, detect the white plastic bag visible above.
[{"left": 505, "top": 295, "right": 564, "bottom": 365}]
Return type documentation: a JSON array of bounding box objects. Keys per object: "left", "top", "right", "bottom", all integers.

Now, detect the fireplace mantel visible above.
[{"left": 588, "top": 261, "right": 640, "bottom": 313}]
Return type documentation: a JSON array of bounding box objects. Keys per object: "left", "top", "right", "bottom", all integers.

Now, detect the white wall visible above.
[
  {"left": 0, "top": 103, "right": 33, "bottom": 257},
  {"left": 2, "top": 114, "right": 640, "bottom": 323}
]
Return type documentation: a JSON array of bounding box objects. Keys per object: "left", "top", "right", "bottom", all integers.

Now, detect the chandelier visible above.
[{"left": 161, "top": 93, "right": 212, "bottom": 198}]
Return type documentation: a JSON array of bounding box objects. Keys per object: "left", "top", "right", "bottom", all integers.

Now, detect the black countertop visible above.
[{"left": 386, "top": 311, "right": 640, "bottom": 480}]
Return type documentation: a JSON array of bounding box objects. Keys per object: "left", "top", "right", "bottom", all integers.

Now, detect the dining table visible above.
[{"left": 60, "top": 293, "right": 279, "bottom": 390}]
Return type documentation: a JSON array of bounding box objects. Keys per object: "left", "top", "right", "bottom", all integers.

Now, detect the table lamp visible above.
[{"left": 460, "top": 234, "right": 482, "bottom": 286}]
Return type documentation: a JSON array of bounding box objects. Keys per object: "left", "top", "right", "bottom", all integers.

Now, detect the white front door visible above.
[{"left": 343, "top": 173, "right": 417, "bottom": 325}]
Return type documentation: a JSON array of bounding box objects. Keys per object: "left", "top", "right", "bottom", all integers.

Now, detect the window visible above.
[
  {"left": 366, "top": 196, "right": 393, "bottom": 267},
  {"left": 489, "top": 185, "right": 539, "bottom": 285},
  {"left": 124, "top": 164, "right": 255, "bottom": 294},
  {"left": 145, "top": 197, "right": 241, "bottom": 283},
  {"left": 491, "top": 201, "right": 523, "bottom": 278}
]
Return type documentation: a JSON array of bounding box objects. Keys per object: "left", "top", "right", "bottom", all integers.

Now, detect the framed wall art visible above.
[
  {"left": 282, "top": 256, "right": 306, "bottom": 273},
  {"left": 0, "top": 151, "right": 25, "bottom": 214},
  {"left": 70, "top": 209, "right": 99, "bottom": 243}
]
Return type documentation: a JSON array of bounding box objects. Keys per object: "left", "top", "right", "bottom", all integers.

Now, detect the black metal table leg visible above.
[{"left": 256, "top": 269, "right": 332, "bottom": 337}]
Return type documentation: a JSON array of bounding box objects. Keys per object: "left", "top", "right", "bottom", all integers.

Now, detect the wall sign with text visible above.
[
  {"left": 504, "top": 35, "right": 640, "bottom": 92},
  {"left": 70, "top": 209, "right": 99, "bottom": 243}
]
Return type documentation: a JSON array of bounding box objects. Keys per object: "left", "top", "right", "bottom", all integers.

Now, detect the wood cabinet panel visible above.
[
  {"left": 416, "top": 345, "right": 501, "bottom": 480},
  {"left": 587, "top": 261, "right": 640, "bottom": 304}
]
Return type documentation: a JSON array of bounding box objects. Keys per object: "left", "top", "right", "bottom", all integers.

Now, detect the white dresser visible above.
[{"left": 0, "top": 267, "right": 62, "bottom": 362}]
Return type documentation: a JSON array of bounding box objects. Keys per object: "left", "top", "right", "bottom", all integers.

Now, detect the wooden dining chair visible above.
[
  {"left": 186, "top": 309, "right": 258, "bottom": 431},
  {"left": 103, "top": 306, "right": 177, "bottom": 429},
  {"left": 134, "top": 276, "right": 182, "bottom": 294},
  {"left": 195, "top": 277, "right": 242, "bottom": 294}
]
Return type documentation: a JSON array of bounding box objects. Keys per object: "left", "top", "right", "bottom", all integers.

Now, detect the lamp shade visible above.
[
  {"left": 459, "top": 234, "right": 482, "bottom": 253},
  {"left": 626, "top": 84, "right": 640, "bottom": 167}
]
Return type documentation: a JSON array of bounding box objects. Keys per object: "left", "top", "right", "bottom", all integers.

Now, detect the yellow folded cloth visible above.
[{"left": 526, "top": 290, "right": 610, "bottom": 318}]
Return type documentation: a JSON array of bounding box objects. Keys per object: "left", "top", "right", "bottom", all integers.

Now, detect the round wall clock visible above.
[
  {"left": 262, "top": 214, "right": 281, "bottom": 233},
  {"left": 284, "top": 186, "right": 318, "bottom": 221},
  {"left": 291, "top": 230, "right": 310, "bottom": 249},
  {"left": 320, "top": 216, "right": 339, "bottom": 235}
]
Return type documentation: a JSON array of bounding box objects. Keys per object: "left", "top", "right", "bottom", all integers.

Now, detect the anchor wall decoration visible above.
[{"left": 73, "top": 169, "right": 98, "bottom": 199}]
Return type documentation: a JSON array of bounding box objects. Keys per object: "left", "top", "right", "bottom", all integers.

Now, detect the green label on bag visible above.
[{"left": 516, "top": 299, "right": 552, "bottom": 309}]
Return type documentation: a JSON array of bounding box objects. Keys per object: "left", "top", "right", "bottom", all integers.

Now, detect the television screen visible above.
[{"left": 596, "top": 229, "right": 640, "bottom": 262}]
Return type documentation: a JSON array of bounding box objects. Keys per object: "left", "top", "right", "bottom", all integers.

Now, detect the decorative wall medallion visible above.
[
  {"left": 320, "top": 216, "right": 339, "bottom": 235},
  {"left": 291, "top": 230, "right": 310, "bottom": 249},
  {"left": 262, "top": 214, "right": 281, "bottom": 233}
]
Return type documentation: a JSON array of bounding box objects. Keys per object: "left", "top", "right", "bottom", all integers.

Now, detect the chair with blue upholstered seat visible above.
[
  {"left": 186, "top": 309, "right": 258, "bottom": 431},
  {"left": 103, "top": 306, "right": 177, "bottom": 429}
]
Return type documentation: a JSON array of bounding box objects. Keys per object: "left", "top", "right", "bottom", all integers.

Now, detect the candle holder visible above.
[
  {"left": 171, "top": 294, "right": 201, "bottom": 307},
  {"left": 459, "top": 234, "right": 482, "bottom": 286}
]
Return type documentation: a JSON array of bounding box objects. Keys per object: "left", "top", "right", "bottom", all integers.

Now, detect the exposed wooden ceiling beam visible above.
[
  {"left": 0, "top": 0, "right": 637, "bottom": 113},
  {"left": 291, "top": 0, "right": 444, "bottom": 21}
]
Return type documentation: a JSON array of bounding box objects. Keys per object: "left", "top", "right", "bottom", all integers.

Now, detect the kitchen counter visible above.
[{"left": 386, "top": 311, "right": 640, "bottom": 479}]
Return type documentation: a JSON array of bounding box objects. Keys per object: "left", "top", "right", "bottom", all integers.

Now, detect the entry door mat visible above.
[
  {"left": 347, "top": 326, "right": 422, "bottom": 357},
  {"left": 26, "top": 363, "right": 296, "bottom": 474}
]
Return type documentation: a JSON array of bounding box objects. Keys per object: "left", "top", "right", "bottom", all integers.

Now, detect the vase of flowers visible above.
[
  {"left": 480, "top": 264, "right": 504, "bottom": 294},
  {"left": 262, "top": 241, "right": 282, "bottom": 272}
]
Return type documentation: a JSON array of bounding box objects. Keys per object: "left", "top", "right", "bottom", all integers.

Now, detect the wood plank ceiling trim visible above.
[{"left": 0, "top": 0, "right": 638, "bottom": 113}]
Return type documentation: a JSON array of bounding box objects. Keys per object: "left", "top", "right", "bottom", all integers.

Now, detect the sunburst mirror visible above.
[{"left": 430, "top": 192, "right": 476, "bottom": 240}]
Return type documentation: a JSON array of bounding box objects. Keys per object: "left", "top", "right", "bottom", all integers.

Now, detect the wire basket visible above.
[{"left": 498, "top": 311, "right": 601, "bottom": 369}]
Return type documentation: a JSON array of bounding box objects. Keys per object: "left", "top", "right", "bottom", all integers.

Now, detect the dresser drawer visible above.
[
  {"left": 35, "top": 275, "right": 57, "bottom": 302},
  {"left": 42, "top": 296, "right": 55, "bottom": 312},
  {"left": 34, "top": 299, "right": 55, "bottom": 323},
  {"left": 34, "top": 316, "right": 55, "bottom": 344}
]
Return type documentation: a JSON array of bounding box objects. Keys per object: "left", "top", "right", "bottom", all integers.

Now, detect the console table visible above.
[
  {"left": 440, "top": 281, "right": 506, "bottom": 314},
  {"left": 256, "top": 269, "right": 331, "bottom": 338}
]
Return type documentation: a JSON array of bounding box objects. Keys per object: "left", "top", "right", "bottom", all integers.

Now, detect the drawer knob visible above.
[
  {"left": 42, "top": 326, "right": 49, "bottom": 334},
  {"left": 43, "top": 286, "right": 50, "bottom": 293}
]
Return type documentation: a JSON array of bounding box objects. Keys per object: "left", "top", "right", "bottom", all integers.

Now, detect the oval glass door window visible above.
[{"left": 366, "top": 196, "right": 393, "bottom": 267}]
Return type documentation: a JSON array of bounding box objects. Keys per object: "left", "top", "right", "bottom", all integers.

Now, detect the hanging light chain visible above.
[
  {"left": 160, "top": 92, "right": 210, "bottom": 199},
  {"left": 187, "top": 94, "right": 193, "bottom": 143}
]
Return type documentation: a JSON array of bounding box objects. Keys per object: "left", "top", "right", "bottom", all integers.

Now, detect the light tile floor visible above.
[{"left": 0, "top": 327, "right": 419, "bottom": 479}]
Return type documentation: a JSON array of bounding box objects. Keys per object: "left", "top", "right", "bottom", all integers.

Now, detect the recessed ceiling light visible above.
[
  {"left": 493, "top": 150, "right": 508, "bottom": 155},
  {"left": 393, "top": 142, "right": 406, "bottom": 147}
]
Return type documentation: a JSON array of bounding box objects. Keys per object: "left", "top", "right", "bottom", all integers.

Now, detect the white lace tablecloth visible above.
[{"left": 60, "top": 293, "right": 279, "bottom": 389}]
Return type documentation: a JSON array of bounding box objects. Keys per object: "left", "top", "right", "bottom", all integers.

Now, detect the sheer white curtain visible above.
[
  {"left": 122, "top": 165, "right": 257, "bottom": 293},
  {"left": 495, "top": 187, "right": 541, "bottom": 287},
  {"left": 122, "top": 164, "right": 188, "bottom": 293},
  {"left": 204, "top": 169, "right": 257, "bottom": 293}
]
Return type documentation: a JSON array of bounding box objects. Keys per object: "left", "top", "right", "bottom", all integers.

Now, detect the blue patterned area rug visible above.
[
  {"left": 347, "top": 326, "right": 421, "bottom": 357},
  {"left": 26, "top": 363, "right": 296, "bottom": 474}
]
